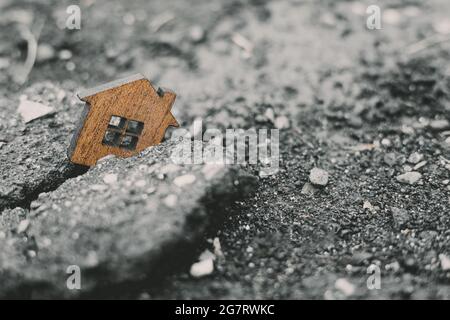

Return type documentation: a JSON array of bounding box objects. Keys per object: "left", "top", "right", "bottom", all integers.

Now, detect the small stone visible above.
[
  {"left": 363, "top": 200, "right": 374, "bottom": 212},
  {"left": 381, "top": 138, "right": 391, "bottom": 147},
  {"left": 264, "top": 108, "right": 275, "bottom": 122},
  {"left": 134, "top": 180, "right": 147, "bottom": 188},
  {"left": 103, "top": 173, "right": 118, "bottom": 184},
  {"left": 189, "top": 25, "right": 205, "bottom": 43},
  {"left": 408, "top": 152, "right": 423, "bottom": 164},
  {"left": 58, "top": 49, "right": 72, "bottom": 60},
  {"left": 173, "top": 174, "right": 196, "bottom": 187},
  {"left": 391, "top": 207, "right": 409, "bottom": 229},
  {"left": 17, "top": 99, "right": 54, "bottom": 123},
  {"left": 160, "top": 164, "right": 181, "bottom": 174},
  {"left": 429, "top": 119, "right": 449, "bottom": 131},
  {"left": 301, "top": 183, "right": 317, "bottom": 196},
  {"left": 439, "top": 254, "right": 450, "bottom": 271},
  {"left": 259, "top": 167, "right": 279, "bottom": 178},
  {"left": 85, "top": 251, "right": 99, "bottom": 268},
  {"left": 190, "top": 258, "right": 214, "bottom": 278},
  {"left": 36, "top": 44, "right": 55, "bottom": 63},
  {"left": 383, "top": 153, "right": 397, "bottom": 166},
  {"left": 199, "top": 249, "right": 216, "bottom": 261},
  {"left": 335, "top": 278, "right": 355, "bottom": 296},
  {"left": 386, "top": 261, "right": 400, "bottom": 272},
  {"left": 309, "top": 168, "right": 329, "bottom": 186},
  {"left": 202, "top": 164, "right": 224, "bottom": 180},
  {"left": 274, "top": 116, "right": 290, "bottom": 129},
  {"left": 403, "top": 165, "right": 412, "bottom": 172},
  {"left": 396, "top": 171, "right": 422, "bottom": 185},
  {"left": 17, "top": 219, "right": 30, "bottom": 233},
  {"left": 0, "top": 57, "right": 10, "bottom": 70},
  {"left": 163, "top": 194, "right": 177, "bottom": 208},
  {"left": 213, "top": 237, "right": 223, "bottom": 257},
  {"left": 413, "top": 161, "right": 427, "bottom": 171},
  {"left": 90, "top": 184, "right": 108, "bottom": 192}
]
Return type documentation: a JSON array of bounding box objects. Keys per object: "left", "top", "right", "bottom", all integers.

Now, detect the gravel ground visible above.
[{"left": 0, "top": 0, "right": 449, "bottom": 299}]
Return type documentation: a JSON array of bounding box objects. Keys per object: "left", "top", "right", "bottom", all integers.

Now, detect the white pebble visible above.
[
  {"left": 17, "top": 219, "right": 30, "bottom": 233},
  {"left": 103, "top": 173, "right": 118, "bottom": 184},
  {"left": 335, "top": 278, "right": 355, "bottom": 296},
  {"left": 190, "top": 258, "right": 214, "bottom": 278},
  {"left": 163, "top": 194, "right": 178, "bottom": 208},
  {"left": 173, "top": 174, "right": 196, "bottom": 187},
  {"left": 309, "top": 168, "right": 329, "bottom": 186},
  {"left": 396, "top": 171, "right": 422, "bottom": 185}
]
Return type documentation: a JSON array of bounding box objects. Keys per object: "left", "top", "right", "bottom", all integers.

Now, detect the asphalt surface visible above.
[{"left": 0, "top": 0, "right": 449, "bottom": 299}]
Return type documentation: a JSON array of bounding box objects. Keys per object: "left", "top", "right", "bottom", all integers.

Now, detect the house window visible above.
[{"left": 102, "top": 116, "right": 144, "bottom": 150}]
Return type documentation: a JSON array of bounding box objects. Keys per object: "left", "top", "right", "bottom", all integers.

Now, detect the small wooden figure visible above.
[{"left": 68, "top": 73, "right": 179, "bottom": 166}]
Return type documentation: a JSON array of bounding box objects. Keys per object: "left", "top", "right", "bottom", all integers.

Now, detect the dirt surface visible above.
[{"left": 0, "top": 0, "right": 449, "bottom": 299}]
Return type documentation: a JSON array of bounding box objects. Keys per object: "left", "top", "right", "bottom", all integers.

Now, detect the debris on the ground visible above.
[
  {"left": 309, "top": 168, "right": 329, "bottom": 186},
  {"left": 429, "top": 119, "right": 449, "bottom": 131},
  {"left": 17, "top": 99, "right": 54, "bottom": 123},
  {"left": 190, "top": 258, "right": 214, "bottom": 278},
  {"left": 439, "top": 254, "right": 450, "bottom": 271},
  {"left": 189, "top": 25, "right": 206, "bottom": 43},
  {"left": 213, "top": 237, "right": 223, "bottom": 258},
  {"left": 384, "top": 153, "right": 397, "bottom": 166},
  {"left": 163, "top": 194, "right": 178, "bottom": 208},
  {"left": 334, "top": 278, "right": 355, "bottom": 297},
  {"left": 232, "top": 33, "right": 253, "bottom": 58},
  {"left": 199, "top": 249, "right": 216, "bottom": 261},
  {"left": 408, "top": 152, "right": 424, "bottom": 165},
  {"left": 274, "top": 116, "right": 290, "bottom": 129},
  {"left": 391, "top": 207, "right": 410, "bottom": 229},
  {"left": 174, "top": 174, "right": 196, "bottom": 187},
  {"left": 36, "top": 43, "right": 55, "bottom": 63},
  {"left": 16, "top": 219, "right": 30, "bottom": 233},
  {"left": 413, "top": 161, "right": 427, "bottom": 171},
  {"left": 396, "top": 172, "right": 422, "bottom": 185},
  {"left": 363, "top": 200, "right": 375, "bottom": 213},
  {"left": 103, "top": 173, "right": 118, "bottom": 184},
  {"left": 301, "top": 182, "right": 317, "bottom": 196}
]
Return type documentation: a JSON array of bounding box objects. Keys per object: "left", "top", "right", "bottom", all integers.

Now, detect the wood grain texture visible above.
[{"left": 68, "top": 77, "right": 178, "bottom": 166}]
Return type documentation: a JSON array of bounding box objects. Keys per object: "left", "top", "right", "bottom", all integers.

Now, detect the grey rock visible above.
[
  {"left": 396, "top": 171, "right": 422, "bottom": 185},
  {"left": 413, "top": 160, "right": 427, "bottom": 171},
  {"left": 301, "top": 182, "right": 317, "bottom": 196},
  {"left": 0, "top": 140, "right": 257, "bottom": 298},
  {"left": 391, "top": 207, "right": 410, "bottom": 229},
  {"left": 407, "top": 152, "right": 423, "bottom": 165},
  {"left": 309, "top": 168, "right": 329, "bottom": 186},
  {"left": 0, "top": 82, "right": 87, "bottom": 212},
  {"left": 17, "top": 99, "right": 55, "bottom": 123},
  {"left": 429, "top": 119, "right": 449, "bottom": 131},
  {"left": 383, "top": 153, "right": 397, "bottom": 166}
]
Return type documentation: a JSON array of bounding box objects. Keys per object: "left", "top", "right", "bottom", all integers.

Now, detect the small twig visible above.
[
  {"left": 13, "top": 17, "right": 45, "bottom": 85},
  {"left": 150, "top": 12, "right": 174, "bottom": 32},
  {"left": 231, "top": 33, "right": 253, "bottom": 58},
  {"left": 405, "top": 33, "right": 450, "bottom": 55}
]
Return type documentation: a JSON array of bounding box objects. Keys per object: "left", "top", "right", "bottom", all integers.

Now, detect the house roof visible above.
[{"left": 77, "top": 73, "right": 146, "bottom": 99}]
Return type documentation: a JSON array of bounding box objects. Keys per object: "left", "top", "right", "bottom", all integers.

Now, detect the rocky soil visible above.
[{"left": 0, "top": 0, "right": 449, "bottom": 299}]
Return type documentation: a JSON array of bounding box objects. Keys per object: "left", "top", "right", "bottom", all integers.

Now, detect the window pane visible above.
[
  {"left": 102, "top": 130, "right": 121, "bottom": 146},
  {"left": 126, "top": 120, "right": 144, "bottom": 135},
  {"left": 108, "top": 115, "right": 126, "bottom": 129},
  {"left": 120, "top": 134, "right": 138, "bottom": 150}
]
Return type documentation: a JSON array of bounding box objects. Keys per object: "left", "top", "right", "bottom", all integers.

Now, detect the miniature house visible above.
[{"left": 68, "top": 73, "right": 179, "bottom": 166}]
